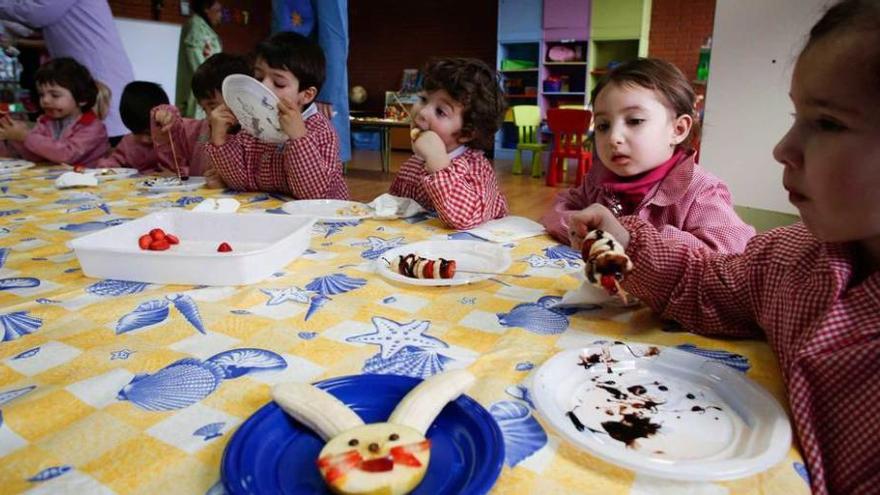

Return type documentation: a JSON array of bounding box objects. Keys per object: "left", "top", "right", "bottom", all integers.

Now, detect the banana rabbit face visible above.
[
  {"left": 272, "top": 370, "right": 475, "bottom": 495},
  {"left": 318, "top": 423, "right": 430, "bottom": 494}
]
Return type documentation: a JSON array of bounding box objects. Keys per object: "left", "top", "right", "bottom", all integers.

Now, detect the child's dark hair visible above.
[
  {"left": 191, "top": 0, "right": 219, "bottom": 24},
  {"left": 255, "top": 32, "right": 325, "bottom": 94},
  {"left": 35, "top": 57, "right": 98, "bottom": 112},
  {"left": 591, "top": 58, "right": 699, "bottom": 148},
  {"left": 191, "top": 53, "right": 251, "bottom": 101},
  {"left": 119, "top": 81, "right": 169, "bottom": 134},
  {"left": 805, "top": 0, "right": 880, "bottom": 80},
  {"left": 422, "top": 57, "right": 506, "bottom": 151}
]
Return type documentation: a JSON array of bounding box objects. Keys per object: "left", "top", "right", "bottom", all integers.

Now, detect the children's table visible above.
[{"left": 0, "top": 165, "right": 809, "bottom": 494}]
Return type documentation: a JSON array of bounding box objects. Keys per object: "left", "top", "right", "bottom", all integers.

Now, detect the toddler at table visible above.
[
  {"left": 541, "top": 58, "right": 754, "bottom": 253},
  {"left": 205, "top": 32, "right": 349, "bottom": 199},
  {"left": 0, "top": 57, "right": 108, "bottom": 166},
  {"left": 389, "top": 57, "right": 509, "bottom": 230},
  {"left": 95, "top": 81, "right": 168, "bottom": 171},
  {"left": 153, "top": 53, "right": 250, "bottom": 184},
  {"left": 568, "top": 1, "right": 880, "bottom": 492}
]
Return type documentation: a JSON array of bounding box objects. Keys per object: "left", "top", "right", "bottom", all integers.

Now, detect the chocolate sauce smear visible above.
[{"left": 602, "top": 413, "right": 661, "bottom": 447}]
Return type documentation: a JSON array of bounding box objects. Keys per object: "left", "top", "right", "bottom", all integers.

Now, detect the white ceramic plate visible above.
[
  {"left": 90, "top": 167, "right": 139, "bottom": 181},
  {"left": 281, "top": 199, "right": 374, "bottom": 222},
  {"left": 376, "top": 240, "right": 512, "bottom": 287},
  {"left": 138, "top": 176, "right": 206, "bottom": 192},
  {"left": 222, "top": 74, "right": 287, "bottom": 143},
  {"left": 0, "top": 159, "right": 35, "bottom": 174},
  {"left": 530, "top": 342, "right": 791, "bottom": 481}
]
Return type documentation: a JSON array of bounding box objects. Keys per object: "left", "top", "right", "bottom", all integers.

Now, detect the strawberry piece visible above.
[
  {"left": 600, "top": 274, "right": 619, "bottom": 294},
  {"left": 390, "top": 450, "right": 421, "bottom": 467},
  {"left": 318, "top": 450, "right": 362, "bottom": 469},
  {"left": 217, "top": 242, "right": 232, "bottom": 252},
  {"left": 165, "top": 234, "right": 179, "bottom": 245},
  {"left": 138, "top": 234, "right": 152, "bottom": 250},
  {"left": 325, "top": 467, "right": 347, "bottom": 484},
  {"left": 360, "top": 457, "right": 394, "bottom": 472},
  {"left": 422, "top": 260, "right": 435, "bottom": 279},
  {"left": 149, "top": 228, "right": 166, "bottom": 241},
  {"left": 440, "top": 259, "right": 456, "bottom": 279},
  {"left": 150, "top": 239, "right": 170, "bottom": 251}
]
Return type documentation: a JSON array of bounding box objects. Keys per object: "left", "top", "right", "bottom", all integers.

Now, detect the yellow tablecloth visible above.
[{"left": 0, "top": 166, "right": 809, "bottom": 494}]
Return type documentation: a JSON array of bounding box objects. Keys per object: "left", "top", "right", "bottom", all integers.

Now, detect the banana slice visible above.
[{"left": 410, "top": 128, "right": 423, "bottom": 141}]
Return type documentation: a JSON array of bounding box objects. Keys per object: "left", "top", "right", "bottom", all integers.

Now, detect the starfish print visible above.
[
  {"left": 110, "top": 349, "right": 136, "bottom": 360},
  {"left": 347, "top": 317, "right": 447, "bottom": 359},
  {"left": 520, "top": 254, "right": 567, "bottom": 268},
  {"left": 356, "top": 236, "right": 406, "bottom": 260},
  {"left": 260, "top": 287, "right": 312, "bottom": 306}
]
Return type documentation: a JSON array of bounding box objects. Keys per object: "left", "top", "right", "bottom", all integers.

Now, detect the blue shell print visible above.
[
  {"left": 1, "top": 385, "right": 37, "bottom": 428},
  {"left": 298, "top": 332, "right": 317, "bottom": 340},
  {"left": 167, "top": 294, "right": 207, "bottom": 334},
  {"left": 86, "top": 279, "right": 149, "bottom": 297},
  {"left": 0, "top": 247, "right": 8, "bottom": 268},
  {"left": 13, "top": 347, "right": 41, "bottom": 360},
  {"left": 303, "top": 273, "right": 367, "bottom": 321},
  {"left": 116, "top": 299, "right": 170, "bottom": 334},
  {"left": 543, "top": 244, "right": 581, "bottom": 266},
  {"left": 205, "top": 348, "right": 287, "bottom": 379},
  {"left": 0, "top": 277, "right": 40, "bottom": 291},
  {"left": 27, "top": 465, "right": 72, "bottom": 482},
  {"left": 193, "top": 422, "right": 226, "bottom": 441},
  {"left": 447, "top": 232, "right": 488, "bottom": 242},
  {"left": 676, "top": 344, "right": 751, "bottom": 373},
  {"left": 515, "top": 362, "right": 534, "bottom": 372},
  {"left": 358, "top": 236, "right": 405, "bottom": 260},
  {"left": 1, "top": 311, "right": 43, "bottom": 342},
  {"left": 363, "top": 346, "right": 453, "bottom": 379},
  {"left": 117, "top": 359, "right": 226, "bottom": 411},
  {"left": 496, "top": 295, "right": 589, "bottom": 335},
  {"left": 0, "top": 208, "right": 22, "bottom": 217},
  {"left": 490, "top": 401, "right": 547, "bottom": 467},
  {"left": 60, "top": 218, "right": 131, "bottom": 233},
  {"left": 793, "top": 462, "right": 810, "bottom": 485}
]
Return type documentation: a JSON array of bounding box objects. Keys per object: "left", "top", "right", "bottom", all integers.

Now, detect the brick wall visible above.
[
  {"left": 107, "top": 0, "right": 270, "bottom": 55},
  {"left": 648, "top": 0, "right": 716, "bottom": 82},
  {"left": 349, "top": 0, "right": 498, "bottom": 114}
]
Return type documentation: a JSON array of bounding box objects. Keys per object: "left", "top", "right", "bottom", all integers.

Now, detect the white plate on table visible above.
[
  {"left": 222, "top": 74, "right": 287, "bottom": 143},
  {"left": 0, "top": 159, "right": 35, "bottom": 175},
  {"left": 281, "top": 199, "right": 374, "bottom": 222},
  {"left": 138, "top": 176, "right": 206, "bottom": 192},
  {"left": 376, "top": 240, "right": 512, "bottom": 287},
  {"left": 530, "top": 342, "right": 791, "bottom": 481},
  {"left": 67, "top": 210, "right": 315, "bottom": 286},
  {"left": 90, "top": 167, "right": 139, "bottom": 181}
]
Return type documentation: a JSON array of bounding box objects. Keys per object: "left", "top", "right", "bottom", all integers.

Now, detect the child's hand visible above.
[
  {"left": 209, "top": 104, "right": 237, "bottom": 146},
  {"left": 412, "top": 130, "right": 450, "bottom": 172},
  {"left": 154, "top": 109, "right": 175, "bottom": 134},
  {"left": 0, "top": 117, "right": 28, "bottom": 142},
  {"left": 204, "top": 164, "right": 225, "bottom": 189},
  {"left": 278, "top": 99, "right": 307, "bottom": 140},
  {"left": 568, "top": 204, "right": 630, "bottom": 252}
]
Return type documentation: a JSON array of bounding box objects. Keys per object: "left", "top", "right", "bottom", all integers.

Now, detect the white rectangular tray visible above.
[{"left": 68, "top": 210, "right": 316, "bottom": 286}]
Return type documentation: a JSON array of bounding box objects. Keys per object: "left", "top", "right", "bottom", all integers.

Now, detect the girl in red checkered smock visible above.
[
  {"left": 389, "top": 58, "right": 509, "bottom": 230},
  {"left": 541, "top": 58, "right": 755, "bottom": 253},
  {"left": 567, "top": 1, "right": 880, "bottom": 493}
]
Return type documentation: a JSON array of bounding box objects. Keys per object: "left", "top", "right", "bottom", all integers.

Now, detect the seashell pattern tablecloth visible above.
[{"left": 0, "top": 166, "right": 809, "bottom": 494}]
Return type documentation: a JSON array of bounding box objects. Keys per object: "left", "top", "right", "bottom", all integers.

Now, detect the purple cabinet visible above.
[{"left": 543, "top": 0, "right": 590, "bottom": 40}]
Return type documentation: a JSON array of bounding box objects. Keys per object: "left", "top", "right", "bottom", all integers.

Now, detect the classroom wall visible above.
[
  {"left": 699, "top": 0, "right": 827, "bottom": 215},
  {"left": 348, "top": 0, "right": 498, "bottom": 114},
  {"left": 648, "top": 0, "right": 715, "bottom": 81},
  {"left": 107, "top": 0, "right": 270, "bottom": 55}
]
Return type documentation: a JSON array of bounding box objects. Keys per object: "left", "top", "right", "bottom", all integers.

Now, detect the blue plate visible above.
[{"left": 222, "top": 374, "right": 505, "bottom": 494}]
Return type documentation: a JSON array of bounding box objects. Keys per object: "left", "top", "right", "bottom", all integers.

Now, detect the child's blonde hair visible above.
[{"left": 93, "top": 80, "right": 111, "bottom": 120}]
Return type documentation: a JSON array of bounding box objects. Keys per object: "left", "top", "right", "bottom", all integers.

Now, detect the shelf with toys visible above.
[{"left": 541, "top": 39, "right": 589, "bottom": 115}]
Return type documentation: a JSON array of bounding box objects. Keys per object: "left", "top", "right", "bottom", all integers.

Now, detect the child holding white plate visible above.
[{"left": 205, "top": 32, "right": 349, "bottom": 200}]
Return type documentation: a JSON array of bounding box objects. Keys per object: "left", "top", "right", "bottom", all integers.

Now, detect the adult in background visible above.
[
  {"left": 272, "top": 0, "right": 350, "bottom": 163},
  {"left": 0, "top": 0, "right": 135, "bottom": 142},
  {"left": 176, "top": 0, "right": 223, "bottom": 119}
]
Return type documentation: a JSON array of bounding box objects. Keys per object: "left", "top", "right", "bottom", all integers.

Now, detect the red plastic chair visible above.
[{"left": 546, "top": 108, "right": 593, "bottom": 187}]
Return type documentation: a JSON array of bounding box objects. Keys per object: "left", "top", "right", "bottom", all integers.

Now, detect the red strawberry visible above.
[
  {"left": 422, "top": 260, "right": 435, "bottom": 279},
  {"left": 73, "top": 164, "right": 86, "bottom": 173},
  {"left": 150, "top": 239, "right": 170, "bottom": 251},
  {"left": 600, "top": 274, "right": 619, "bottom": 295},
  {"left": 390, "top": 440, "right": 430, "bottom": 467},
  {"left": 138, "top": 234, "right": 152, "bottom": 250},
  {"left": 165, "top": 234, "right": 179, "bottom": 245},
  {"left": 359, "top": 457, "right": 394, "bottom": 472},
  {"left": 440, "top": 259, "right": 456, "bottom": 279},
  {"left": 149, "top": 228, "right": 166, "bottom": 241},
  {"left": 217, "top": 242, "right": 232, "bottom": 252}
]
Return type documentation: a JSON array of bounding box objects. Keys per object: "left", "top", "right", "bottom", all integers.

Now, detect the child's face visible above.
[
  {"left": 199, "top": 90, "right": 224, "bottom": 115},
  {"left": 254, "top": 57, "right": 316, "bottom": 111},
  {"left": 411, "top": 89, "right": 468, "bottom": 152},
  {"left": 37, "top": 83, "right": 81, "bottom": 120},
  {"left": 773, "top": 32, "right": 880, "bottom": 243},
  {"left": 593, "top": 83, "right": 691, "bottom": 177}
]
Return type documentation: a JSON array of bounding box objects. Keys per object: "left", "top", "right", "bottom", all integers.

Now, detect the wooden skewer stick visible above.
[{"left": 168, "top": 128, "right": 183, "bottom": 181}]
